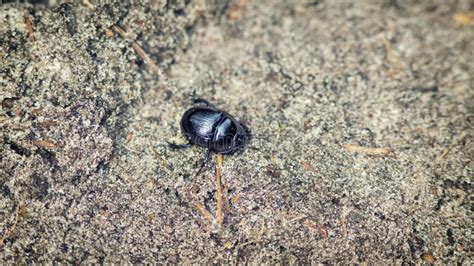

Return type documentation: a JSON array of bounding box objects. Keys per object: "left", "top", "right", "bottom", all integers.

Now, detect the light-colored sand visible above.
[{"left": 1, "top": 0, "right": 472, "bottom": 263}]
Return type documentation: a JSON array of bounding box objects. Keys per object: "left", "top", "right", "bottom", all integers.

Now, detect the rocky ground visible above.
[{"left": 1, "top": 0, "right": 473, "bottom": 263}]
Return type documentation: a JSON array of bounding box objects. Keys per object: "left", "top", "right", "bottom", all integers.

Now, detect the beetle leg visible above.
[
  {"left": 195, "top": 149, "right": 212, "bottom": 177},
  {"left": 168, "top": 141, "right": 191, "bottom": 149}
]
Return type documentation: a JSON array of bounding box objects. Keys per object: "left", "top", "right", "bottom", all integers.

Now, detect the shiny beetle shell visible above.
[{"left": 180, "top": 105, "right": 250, "bottom": 154}]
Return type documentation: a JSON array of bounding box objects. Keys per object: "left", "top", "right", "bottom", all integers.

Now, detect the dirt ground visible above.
[{"left": 1, "top": 0, "right": 472, "bottom": 263}]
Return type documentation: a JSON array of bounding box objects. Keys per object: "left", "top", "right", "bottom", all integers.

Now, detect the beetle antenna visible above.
[
  {"left": 194, "top": 149, "right": 212, "bottom": 178},
  {"left": 167, "top": 141, "right": 192, "bottom": 149},
  {"left": 247, "top": 132, "right": 291, "bottom": 139},
  {"left": 192, "top": 98, "right": 214, "bottom": 108}
]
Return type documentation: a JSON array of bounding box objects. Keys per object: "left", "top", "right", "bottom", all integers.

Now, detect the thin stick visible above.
[
  {"left": 340, "top": 215, "right": 347, "bottom": 237},
  {"left": 0, "top": 205, "right": 20, "bottom": 249},
  {"left": 31, "top": 139, "right": 56, "bottom": 148},
  {"left": 131, "top": 42, "right": 159, "bottom": 71},
  {"left": 24, "top": 15, "right": 35, "bottom": 42},
  {"left": 216, "top": 153, "right": 224, "bottom": 225},
  {"left": 111, "top": 25, "right": 128, "bottom": 38},
  {"left": 82, "top": 0, "right": 95, "bottom": 9},
  {"left": 435, "top": 133, "right": 468, "bottom": 162},
  {"left": 111, "top": 25, "right": 159, "bottom": 73},
  {"left": 195, "top": 203, "right": 212, "bottom": 222}
]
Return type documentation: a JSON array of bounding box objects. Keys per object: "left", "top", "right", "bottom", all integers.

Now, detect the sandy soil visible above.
[{"left": 1, "top": 0, "right": 472, "bottom": 263}]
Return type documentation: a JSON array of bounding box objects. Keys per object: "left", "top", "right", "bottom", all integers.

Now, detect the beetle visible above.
[{"left": 169, "top": 99, "right": 251, "bottom": 175}]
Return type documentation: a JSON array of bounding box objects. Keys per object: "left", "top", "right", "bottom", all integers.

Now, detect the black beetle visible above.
[{"left": 169, "top": 99, "right": 251, "bottom": 175}]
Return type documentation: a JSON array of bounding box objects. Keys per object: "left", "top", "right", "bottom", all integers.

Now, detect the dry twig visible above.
[
  {"left": 131, "top": 41, "right": 159, "bottom": 71},
  {"left": 216, "top": 153, "right": 224, "bottom": 225},
  {"left": 195, "top": 203, "right": 213, "bottom": 222},
  {"left": 111, "top": 25, "right": 159, "bottom": 72},
  {"left": 82, "top": 0, "right": 95, "bottom": 9},
  {"left": 434, "top": 133, "right": 468, "bottom": 163},
  {"left": 340, "top": 215, "right": 347, "bottom": 237},
  {"left": 24, "top": 15, "right": 35, "bottom": 42},
  {"left": 31, "top": 140, "right": 56, "bottom": 148}
]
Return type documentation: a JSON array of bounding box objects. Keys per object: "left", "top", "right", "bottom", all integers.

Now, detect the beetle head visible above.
[{"left": 233, "top": 122, "right": 251, "bottom": 151}]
